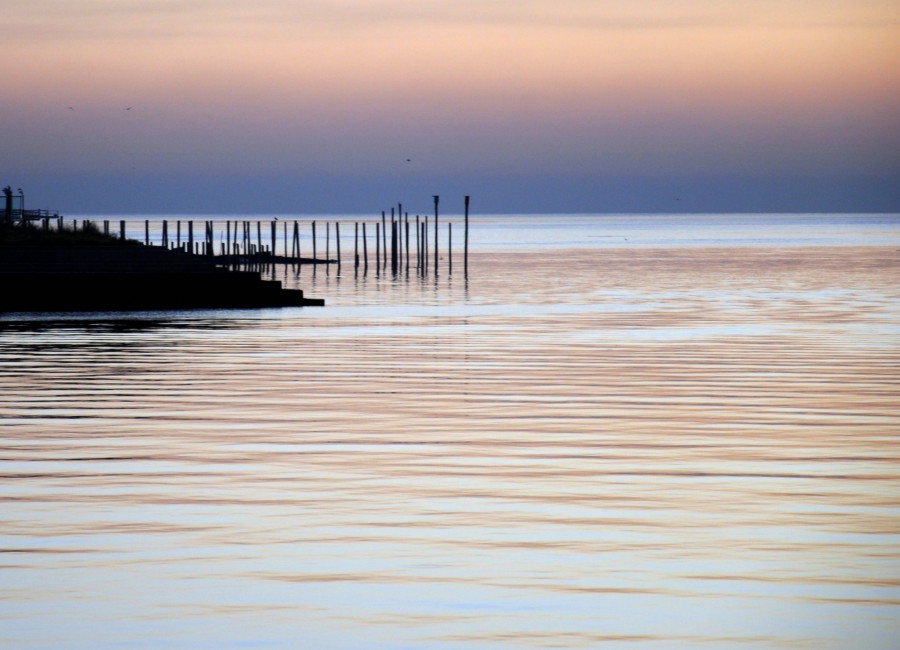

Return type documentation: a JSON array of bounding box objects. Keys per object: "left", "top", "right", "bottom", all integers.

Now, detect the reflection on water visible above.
[{"left": 1, "top": 242, "right": 899, "bottom": 649}]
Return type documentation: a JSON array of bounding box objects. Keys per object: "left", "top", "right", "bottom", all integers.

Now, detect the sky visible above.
[{"left": 2, "top": 0, "right": 899, "bottom": 214}]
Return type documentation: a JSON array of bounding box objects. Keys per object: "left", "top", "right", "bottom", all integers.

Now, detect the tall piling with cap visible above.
[
  {"left": 433, "top": 195, "right": 439, "bottom": 273},
  {"left": 464, "top": 195, "right": 470, "bottom": 275}
]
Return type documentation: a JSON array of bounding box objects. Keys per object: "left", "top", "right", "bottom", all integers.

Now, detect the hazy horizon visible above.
[{"left": 3, "top": 1, "right": 898, "bottom": 214}]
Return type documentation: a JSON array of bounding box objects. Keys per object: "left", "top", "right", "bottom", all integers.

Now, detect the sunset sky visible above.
[{"left": 2, "top": 0, "right": 899, "bottom": 214}]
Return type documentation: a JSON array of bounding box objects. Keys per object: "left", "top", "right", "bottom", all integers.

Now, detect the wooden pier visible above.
[{"left": 34, "top": 195, "right": 472, "bottom": 278}]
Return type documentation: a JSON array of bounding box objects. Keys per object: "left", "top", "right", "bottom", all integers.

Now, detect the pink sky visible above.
[{"left": 2, "top": 0, "right": 898, "bottom": 213}]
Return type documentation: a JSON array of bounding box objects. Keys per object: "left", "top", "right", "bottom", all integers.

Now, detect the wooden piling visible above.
[
  {"left": 120, "top": 220, "right": 126, "bottom": 240},
  {"left": 464, "top": 195, "right": 469, "bottom": 275},
  {"left": 293, "top": 221, "right": 300, "bottom": 259},
  {"left": 176, "top": 220, "right": 181, "bottom": 247},
  {"left": 355, "top": 222, "right": 359, "bottom": 269},
  {"left": 336, "top": 222, "right": 341, "bottom": 266},
  {"left": 312, "top": 221, "right": 317, "bottom": 261},
  {"left": 362, "top": 222, "right": 369, "bottom": 272},
  {"left": 162, "top": 220, "right": 168, "bottom": 247},
  {"left": 381, "top": 211, "right": 387, "bottom": 268},
  {"left": 449, "top": 222, "right": 452, "bottom": 274},
  {"left": 271, "top": 221, "right": 276, "bottom": 258},
  {"left": 391, "top": 220, "right": 397, "bottom": 274},
  {"left": 376, "top": 222, "right": 381, "bottom": 271},
  {"left": 433, "top": 195, "right": 439, "bottom": 273},
  {"left": 256, "top": 221, "right": 262, "bottom": 252},
  {"left": 145, "top": 220, "right": 149, "bottom": 245},
  {"left": 326, "top": 222, "right": 331, "bottom": 262}
]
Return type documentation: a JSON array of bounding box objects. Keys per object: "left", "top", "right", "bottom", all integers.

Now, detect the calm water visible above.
[{"left": 2, "top": 214, "right": 899, "bottom": 649}]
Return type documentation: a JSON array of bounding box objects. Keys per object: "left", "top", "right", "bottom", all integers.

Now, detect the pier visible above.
[{"left": 11, "top": 194, "right": 472, "bottom": 279}]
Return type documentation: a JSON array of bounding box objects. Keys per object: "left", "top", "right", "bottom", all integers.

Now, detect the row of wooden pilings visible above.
[{"left": 57, "top": 195, "right": 471, "bottom": 276}]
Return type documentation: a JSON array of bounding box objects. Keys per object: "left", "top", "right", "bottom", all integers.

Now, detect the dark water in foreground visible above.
[{"left": 1, "top": 215, "right": 899, "bottom": 649}]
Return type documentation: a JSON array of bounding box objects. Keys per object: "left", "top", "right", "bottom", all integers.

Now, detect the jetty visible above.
[
  {"left": 0, "top": 210, "right": 323, "bottom": 312},
  {"left": 1, "top": 189, "right": 472, "bottom": 312}
]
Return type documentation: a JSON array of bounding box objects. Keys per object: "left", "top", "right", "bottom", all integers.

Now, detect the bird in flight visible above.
[{"left": 124, "top": 107, "right": 132, "bottom": 111}]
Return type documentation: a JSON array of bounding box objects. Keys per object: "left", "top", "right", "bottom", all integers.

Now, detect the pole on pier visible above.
[
  {"left": 391, "top": 220, "right": 397, "bottom": 274},
  {"left": 376, "top": 222, "right": 381, "bottom": 273},
  {"left": 176, "top": 220, "right": 181, "bottom": 247},
  {"left": 449, "top": 222, "right": 452, "bottom": 274},
  {"left": 354, "top": 222, "right": 359, "bottom": 270},
  {"left": 120, "top": 220, "right": 126, "bottom": 240},
  {"left": 336, "top": 222, "right": 341, "bottom": 267},
  {"left": 433, "top": 195, "right": 439, "bottom": 274},
  {"left": 362, "top": 222, "right": 369, "bottom": 273},
  {"left": 464, "top": 195, "right": 470, "bottom": 275},
  {"left": 283, "top": 221, "right": 287, "bottom": 258},
  {"left": 256, "top": 221, "right": 262, "bottom": 252},
  {"left": 416, "top": 215, "right": 421, "bottom": 270},
  {"left": 398, "top": 203, "right": 403, "bottom": 265},
  {"left": 312, "top": 221, "right": 317, "bottom": 261},
  {"left": 326, "top": 222, "right": 331, "bottom": 265},
  {"left": 293, "top": 221, "right": 300, "bottom": 259},
  {"left": 145, "top": 220, "right": 149, "bottom": 245},
  {"left": 162, "top": 220, "right": 168, "bottom": 247},
  {"left": 271, "top": 221, "right": 276, "bottom": 258},
  {"left": 405, "top": 219, "right": 410, "bottom": 270}
]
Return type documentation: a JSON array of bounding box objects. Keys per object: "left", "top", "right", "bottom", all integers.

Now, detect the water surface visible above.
[{"left": 2, "top": 214, "right": 899, "bottom": 649}]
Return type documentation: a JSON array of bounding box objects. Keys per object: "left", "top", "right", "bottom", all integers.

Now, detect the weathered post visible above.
[
  {"left": 188, "top": 221, "right": 194, "bottom": 255},
  {"left": 381, "top": 211, "right": 387, "bottom": 269},
  {"left": 256, "top": 221, "right": 262, "bottom": 253},
  {"left": 376, "top": 222, "right": 381, "bottom": 272},
  {"left": 433, "top": 195, "right": 439, "bottom": 273},
  {"left": 312, "top": 221, "right": 317, "bottom": 260},
  {"left": 336, "top": 222, "right": 341, "bottom": 267},
  {"left": 293, "top": 221, "right": 300, "bottom": 259},
  {"left": 145, "top": 220, "right": 149, "bottom": 245},
  {"left": 391, "top": 220, "right": 397, "bottom": 274},
  {"left": 405, "top": 219, "right": 410, "bottom": 270},
  {"left": 326, "top": 222, "right": 331, "bottom": 263},
  {"left": 162, "top": 220, "right": 168, "bottom": 247},
  {"left": 448, "top": 222, "right": 452, "bottom": 275},
  {"left": 176, "top": 220, "right": 181, "bottom": 247},
  {"left": 120, "top": 220, "right": 126, "bottom": 240},
  {"left": 362, "top": 222, "right": 369, "bottom": 273},
  {"left": 354, "top": 222, "right": 359, "bottom": 270},
  {"left": 464, "top": 195, "right": 470, "bottom": 275},
  {"left": 271, "top": 221, "right": 276, "bottom": 258}
]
